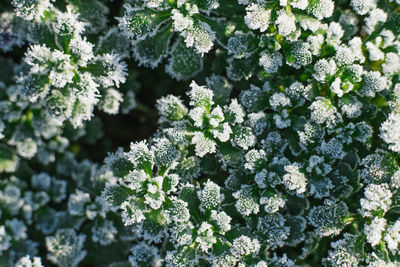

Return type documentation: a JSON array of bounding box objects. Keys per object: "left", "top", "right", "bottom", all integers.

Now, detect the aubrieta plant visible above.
[{"left": 1, "top": 0, "right": 400, "bottom": 266}]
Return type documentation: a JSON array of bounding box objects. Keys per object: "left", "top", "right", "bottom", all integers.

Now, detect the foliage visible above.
[{"left": 1, "top": 0, "right": 400, "bottom": 266}]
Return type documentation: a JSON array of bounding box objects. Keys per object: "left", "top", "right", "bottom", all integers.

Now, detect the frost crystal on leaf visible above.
[
  {"left": 380, "top": 113, "right": 400, "bottom": 152},
  {"left": 4, "top": 0, "right": 400, "bottom": 266},
  {"left": 230, "top": 235, "right": 260, "bottom": 257},
  {"left": 360, "top": 183, "right": 392, "bottom": 217},
  {"left": 364, "top": 217, "right": 386, "bottom": 247},
  {"left": 244, "top": 4, "right": 271, "bottom": 32},
  {"left": 276, "top": 10, "right": 296, "bottom": 36},
  {"left": 283, "top": 163, "right": 307, "bottom": 195},
  {"left": 46, "top": 229, "right": 87, "bottom": 267},
  {"left": 259, "top": 51, "right": 283, "bottom": 74}
]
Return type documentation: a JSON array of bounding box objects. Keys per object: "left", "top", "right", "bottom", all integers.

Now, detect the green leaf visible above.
[
  {"left": 206, "top": 75, "right": 232, "bottom": 105},
  {"left": 386, "top": 13, "right": 400, "bottom": 35},
  {"left": 195, "top": 0, "right": 219, "bottom": 12},
  {"left": 110, "top": 157, "right": 134, "bottom": 178},
  {"left": 102, "top": 185, "right": 132, "bottom": 207},
  {"left": 35, "top": 207, "right": 62, "bottom": 235},
  {"left": 342, "top": 148, "right": 360, "bottom": 169},
  {"left": 141, "top": 209, "right": 166, "bottom": 237},
  {"left": 96, "top": 27, "right": 131, "bottom": 56},
  {"left": 336, "top": 162, "right": 360, "bottom": 193},
  {"left": 218, "top": 142, "right": 242, "bottom": 168},
  {"left": 166, "top": 38, "right": 203, "bottom": 80},
  {"left": 285, "top": 215, "right": 306, "bottom": 246},
  {"left": 30, "top": 23, "right": 58, "bottom": 50},
  {"left": 133, "top": 23, "right": 173, "bottom": 68},
  {"left": 80, "top": 116, "right": 104, "bottom": 145},
  {"left": 226, "top": 54, "right": 257, "bottom": 81},
  {"left": 46, "top": 89, "right": 73, "bottom": 121},
  {"left": 121, "top": 8, "right": 169, "bottom": 40},
  {"left": 285, "top": 129, "right": 302, "bottom": 156},
  {"left": 197, "top": 16, "right": 232, "bottom": 47},
  {"left": 200, "top": 154, "right": 218, "bottom": 175},
  {"left": 0, "top": 144, "right": 19, "bottom": 173},
  {"left": 162, "top": 174, "right": 179, "bottom": 193},
  {"left": 286, "top": 194, "right": 309, "bottom": 216},
  {"left": 180, "top": 184, "right": 201, "bottom": 217},
  {"left": 0, "top": 58, "right": 15, "bottom": 85},
  {"left": 68, "top": 0, "right": 109, "bottom": 33}
]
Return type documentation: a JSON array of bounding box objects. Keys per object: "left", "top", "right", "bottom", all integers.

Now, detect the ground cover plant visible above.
[{"left": 1, "top": 0, "right": 400, "bottom": 266}]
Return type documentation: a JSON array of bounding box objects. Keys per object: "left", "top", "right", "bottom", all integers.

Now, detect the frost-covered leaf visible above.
[
  {"left": 119, "top": 6, "right": 168, "bottom": 40},
  {"left": 133, "top": 23, "right": 173, "bottom": 68},
  {"left": 166, "top": 38, "right": 203, "bottom": 80},
  {"left": 0, "top": 144, "right": 19, "bottom": 173}
]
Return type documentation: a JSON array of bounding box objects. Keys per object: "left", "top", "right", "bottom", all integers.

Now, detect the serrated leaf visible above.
[
  {"left": 336, "top": 162, "right": 360, "bottom": 192},
  {"left": 30, "top": 23, "right": 58, "bottom": 50},
  {"left": 133, "top": 23, "right": 173, "bottom": 68},
  {"left": 285, "top": 215, "right": 306, "bottom": 246},
  {"left": 180, "top": 185, "right": 201, "bottom": 217},
  {"left": 103, "top": 185, "right": 132, "bottom": 207},
  {"left": 141, "top": 209, "right": 166, "bottom": 237},
  {"left": 121, "top": 8, "right": 168, "bottom": 40},
  {"left": 226, "top": 55, "right": 257, "bottom": 81},
  {"left": 110, "top": 156, "right": 134, "bottom": 178},
  {"left": 342, "top": 149, "right": 360, "bottom": 169},
  {"left": 218, "top": 142, "right": 242, "bottom": 167},
  {"left": 68, "top": 0, "right": 109, "bottom": 33},
  {"left": 197, "top": 16, "right": 232, "bottom": 48},
  {"left": 206, "top": 75, "right": 232, "bottom": 105},
  {"left": 166, "top": 38, "right": 203, "bottom": 80}
]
